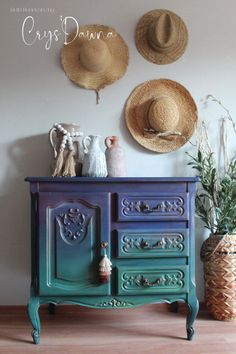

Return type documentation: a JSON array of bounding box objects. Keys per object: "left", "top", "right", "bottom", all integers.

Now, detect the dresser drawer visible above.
[
  {"left": 117, "top": 266, "right": 189, "bottom": 295},
  {"left": 116, "top": 229, "right": 189, "bottom": 258},
  {"left": 117, "top": 193, "right": 189, "bottom": 221}
]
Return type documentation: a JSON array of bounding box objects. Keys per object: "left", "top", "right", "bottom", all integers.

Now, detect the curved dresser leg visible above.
[
  {"left": 186, "top": 298, "right": 199, "bottom": 341},
  {"left": 28, "top": 297, "right": 41, "bottom": 344}
]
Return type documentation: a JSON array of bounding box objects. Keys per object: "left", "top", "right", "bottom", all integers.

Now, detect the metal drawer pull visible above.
[
  {"left": 141, "top": 240, "right": 163, "bottom": 249},
  {"left": 140, "top": 202, "right": 159, "bottom": 213},
  {"left": 135, "top": 275, "right": 161, "bottom": 287},
  {"left": 141, "top": 277, "right": 161, "bottom": 287},
  {"left": 101, "top": 242, "right": 108, "bottom": 249}
]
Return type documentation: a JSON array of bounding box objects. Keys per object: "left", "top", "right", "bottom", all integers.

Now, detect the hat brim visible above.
[
  {"left": 125, "top": 79, "right": 197, "bottom": 153},
  {"left": 61, "top": 25, "right": 129, "bottom": 91},
  {"left": 135, "top": 9, "right": 188, "bottom": 65}
]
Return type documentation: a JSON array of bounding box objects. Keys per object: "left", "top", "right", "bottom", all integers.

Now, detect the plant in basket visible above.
[{"left": 187, "top": 95, "right": 236, "bottom": 321}]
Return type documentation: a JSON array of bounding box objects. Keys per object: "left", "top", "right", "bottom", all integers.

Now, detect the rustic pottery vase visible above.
[
  {"left": 201, "top": 233, "right": 236, "bottom": 321},
  {"left": 82, "top": 135, "right": 107, "bottom": 177},
  {"left": 49, "top": 123, "right": 84, "bottom": 176},
  {"left": 105, "top": 136, "right": 127, "bottom": 177}
]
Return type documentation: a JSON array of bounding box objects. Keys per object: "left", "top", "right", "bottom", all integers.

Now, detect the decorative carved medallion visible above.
[
  {"left": 122, "top": 233, "right": 184, "bottom": 253},
  {"left": 121, "top": 196, "right": 184, "bottom": 216},
  {"left": 96, "top": 298, "right": 134, "bottom": 308},
  {"left": 56, "top": 208, "right": 89, "bottom": 244}
]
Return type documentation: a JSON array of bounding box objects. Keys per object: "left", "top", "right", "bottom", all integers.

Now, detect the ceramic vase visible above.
[
  {"left": 82, "top": 135, "right": 107, "bottom": 177},
  {"left": 49, "top": 123, "right": 84, "bottom": 176},
  {"left": 105, "top": 136, "right": 127, "bottom": 177}
]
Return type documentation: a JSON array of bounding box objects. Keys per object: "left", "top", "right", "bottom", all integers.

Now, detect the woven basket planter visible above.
[{"left": 201, "top": 234, "right": 236, "bottom": 321}]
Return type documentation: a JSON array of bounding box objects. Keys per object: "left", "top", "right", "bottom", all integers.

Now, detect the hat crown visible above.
[
  {"left": 147, "top": 13, "right": 178, "bottom": 52},
  {"left": 147, "top": 96, "right": 179, "bottom": 132},
  {"left": 79, "top": 39, "right": 111, "bottom": 73}
]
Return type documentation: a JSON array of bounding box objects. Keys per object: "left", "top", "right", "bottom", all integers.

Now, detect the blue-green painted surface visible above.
[{"left": 26, "top": 177, "right": 199, "bottom": 344}]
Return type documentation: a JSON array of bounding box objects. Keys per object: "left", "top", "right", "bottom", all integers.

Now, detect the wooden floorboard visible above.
[{"left": 0, "top": 304, "right": 235, "bottom": 354}]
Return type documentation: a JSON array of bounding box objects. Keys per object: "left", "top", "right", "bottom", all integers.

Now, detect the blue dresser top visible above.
[{"left": 25, "top": 177, "right": 200, "bottom": 183}]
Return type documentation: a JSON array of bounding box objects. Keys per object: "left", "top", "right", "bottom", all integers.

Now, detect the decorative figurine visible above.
[
  {"left": 105, "top": 136, "right": 127, "bottom": 177},
  {"left": 49, "top": 123, "right": 84, "bottom": 177}
]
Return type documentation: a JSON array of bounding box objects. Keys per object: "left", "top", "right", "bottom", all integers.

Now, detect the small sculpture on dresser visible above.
[
  {"left": 49, "top": 123, "right": 84, "bottom": 177},
  {"left": 105, "top": 136, "right": 127, "bottom": 177}
]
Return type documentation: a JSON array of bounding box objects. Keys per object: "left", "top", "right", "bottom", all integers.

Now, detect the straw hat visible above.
[
  {"left": 61, "top": 25, "right": 129, "bottom": 102},
  {"left": 125, "top": 79, "right": 197, "bottom": 153},
  {"left": 135, "top": 9, "right": 188, "bottom": 64}
]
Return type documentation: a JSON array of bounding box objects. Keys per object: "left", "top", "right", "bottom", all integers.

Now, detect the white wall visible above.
[{"left": 0, "top": 0, "right": 236, "bottom": 304}]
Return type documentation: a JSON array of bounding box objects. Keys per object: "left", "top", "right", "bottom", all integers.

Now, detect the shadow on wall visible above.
[{"left": 0, "top": 134, "right": 51, "bottom": 303}]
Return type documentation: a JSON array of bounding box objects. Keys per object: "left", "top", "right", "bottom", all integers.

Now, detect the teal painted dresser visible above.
[{"left": 26, "top": 177, "right": 199, "bottom": 344}]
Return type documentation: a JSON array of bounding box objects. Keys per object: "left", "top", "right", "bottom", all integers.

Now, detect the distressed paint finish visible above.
[{"left": 26, "top": 177, "right": 199, "bottom": 344}]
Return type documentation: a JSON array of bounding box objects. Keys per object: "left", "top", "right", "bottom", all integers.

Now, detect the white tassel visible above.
[{"left": 99, "top": 254, "right": 112, "bottom": 283}]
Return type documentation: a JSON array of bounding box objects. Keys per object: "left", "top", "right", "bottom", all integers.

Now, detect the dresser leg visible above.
[
  {"left": 186, "top": 298, "right": 199, "bottom": 341},
  {"left": 48, "top": 303, "right": 56, "bottom": 314},
  {"left": 28, "top": 297, "right": 41, "bottom": 344},
  {"left": 170, "top": 301, "right": 179, "bottom": 313}
]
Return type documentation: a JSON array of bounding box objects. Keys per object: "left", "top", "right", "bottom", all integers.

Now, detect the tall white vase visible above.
[{"left": 82, "top": 135, "right": 107, "bottom": 177}]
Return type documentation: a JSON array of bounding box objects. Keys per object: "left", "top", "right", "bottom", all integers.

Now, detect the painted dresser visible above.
[{"left": 26, "top": 177, "right": 199, "bottom": 344}]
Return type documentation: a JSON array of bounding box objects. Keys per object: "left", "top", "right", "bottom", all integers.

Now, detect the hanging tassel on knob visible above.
[{"left": 99, "top": 242, "right": 112, "bottom": 284}]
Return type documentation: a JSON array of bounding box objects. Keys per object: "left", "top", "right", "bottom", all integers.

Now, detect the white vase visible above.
[{"left": 82, "top": 135, "right": 107, "bottom": 177}]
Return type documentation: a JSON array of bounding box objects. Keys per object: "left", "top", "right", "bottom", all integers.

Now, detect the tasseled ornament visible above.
[
  {"left": 62, "top": 150, "right": 76, "bottom": 177},
  {"left": 99, "top": 253, "right": 112, "bottom": 284},
  {"left": 52, "top": 148, "right": 64, "bottom": 177},
  {"left": 51, "top": 123, "right": 82, "bottom": 177}
]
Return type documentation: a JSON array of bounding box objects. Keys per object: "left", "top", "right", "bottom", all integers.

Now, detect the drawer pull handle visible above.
[
  {"left": 141, "top": 240, "right": 163, "bottom": 249},
  {"left": 135, "top": 275, "right": 161, "bottom": 287},
  {"left": 141, "top": 277, "right": 161, "bottom": 287},
  {"left": 140, "top": 202, "right": 159, "bottom": 213}
]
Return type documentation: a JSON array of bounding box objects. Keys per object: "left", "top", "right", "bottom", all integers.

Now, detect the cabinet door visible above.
[{"left": 38, "top": 192, "right": 110, "bottom": 296}]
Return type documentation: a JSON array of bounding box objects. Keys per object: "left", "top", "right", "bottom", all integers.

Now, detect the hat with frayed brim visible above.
[
  {"left": 125, "top": 79, "right": 197, "bottom": 153},
  {"left": 61, "top": 24, "right": 129, "bottom": 101},
  {"left": 135, "top": 9, "right": 188, "bottom": 64}
]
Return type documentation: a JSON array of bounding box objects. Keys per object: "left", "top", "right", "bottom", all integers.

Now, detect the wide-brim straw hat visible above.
[
  {"left": 61, "top": 24, "right": 129, "bottom": 101},
  {"left": 135, "top": 9, "right": 188, "bottom": 64},
  {"left": 125, "top": 79, "right": 197, "bottom": 153}
]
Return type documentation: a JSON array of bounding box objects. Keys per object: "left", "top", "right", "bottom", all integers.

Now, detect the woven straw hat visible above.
[
  {"left": 135, "top": 9, "right": 188, "bottom": 64},
  {"left": 125, "top": 79, "right": 197, "bottom": 153},
  {"left": 61, "top": 25, "right": 129, "bottom": 102}
]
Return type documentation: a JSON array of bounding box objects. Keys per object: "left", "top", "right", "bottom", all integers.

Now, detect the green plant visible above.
[{"left": 187, "top": 95, "right": 236, "bottom": 235}]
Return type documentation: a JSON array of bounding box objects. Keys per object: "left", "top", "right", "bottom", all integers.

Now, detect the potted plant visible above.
[{"left": 187, "top": 95, "right": 236, "bottom": 321}]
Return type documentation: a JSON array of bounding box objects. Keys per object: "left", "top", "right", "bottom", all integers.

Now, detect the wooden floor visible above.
[{"left": 0, "top": 304, "right": 235, "bottom": 354}]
